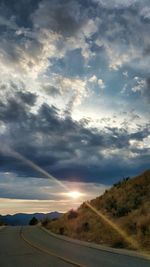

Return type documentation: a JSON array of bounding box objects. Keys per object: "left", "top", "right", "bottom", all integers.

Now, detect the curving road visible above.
[{"left": 0, "top": 226, "right": 149, "bottom": 267}]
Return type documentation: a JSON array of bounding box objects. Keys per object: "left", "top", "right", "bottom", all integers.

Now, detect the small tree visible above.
[
  {"left": 67, "top": 209, "right": 78, "bottom": 220},
  {"left": 29, "top": 217, "right": 38, "bottom": 225}
]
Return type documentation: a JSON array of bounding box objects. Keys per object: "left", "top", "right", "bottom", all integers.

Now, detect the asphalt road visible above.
[{"left": 0, "top": 226, "right": 149, "bottom": 267}]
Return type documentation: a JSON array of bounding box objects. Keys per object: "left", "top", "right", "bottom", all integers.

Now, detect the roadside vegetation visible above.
[
  {"left": 29, "top": 217, "right": 39, "bottom": 225},
  {"left": 43, "top": 170, "right": 150, "bottom": 252}
]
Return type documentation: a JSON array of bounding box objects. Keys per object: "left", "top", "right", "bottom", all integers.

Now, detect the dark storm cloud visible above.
[
  {"left": 17, "top": 91, "right": 37, "bottom": 106},
  {"left": 0, "top": 92, "right": 149, "bottom": 184},
  {"left": 43, "top": 85, "right": 61, "bottom": 97},
  {"left": 0, "top": 174, "right": 61, "bottom": 200},
  {"left": 0, "top": 91, "right": 37, "bottom": 123},
  {"left": 31, "top": 0, "right": 88, "bottom": 37},
  {"left": 0, "top": 0, "right": 40, "bottom": 28},
  {"left": 144, "top": 77, "right": 150, "bottom": 101},
  {"left": 130, "top": 127, "right": 150, "bottom": 141}
]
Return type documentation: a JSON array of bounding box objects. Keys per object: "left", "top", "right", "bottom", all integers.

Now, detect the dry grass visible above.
[{"left": 44, "top": 169, "right": 150, "bottom": 252}]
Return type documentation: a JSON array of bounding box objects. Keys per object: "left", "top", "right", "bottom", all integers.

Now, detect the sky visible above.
[{"left": 0, "top": 0, "right": 150, "bottom": 215}]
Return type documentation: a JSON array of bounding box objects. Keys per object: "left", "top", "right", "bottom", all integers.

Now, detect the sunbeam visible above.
[{"left": 0, "top": 144, "right": 69, "bottom": 192}]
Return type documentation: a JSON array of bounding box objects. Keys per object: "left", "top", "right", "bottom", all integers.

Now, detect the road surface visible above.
[{"left": 0, "top": 226, "right": 149, "bottom": 267}]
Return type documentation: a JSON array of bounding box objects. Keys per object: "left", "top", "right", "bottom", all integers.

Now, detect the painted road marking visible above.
[{"left": 20, "top": 227, "right": 86, "bottom": 267}]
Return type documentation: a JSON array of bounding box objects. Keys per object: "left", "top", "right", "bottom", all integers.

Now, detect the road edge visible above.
[{"left": 40, "top": 226, "right": 150, "bottom": 261}]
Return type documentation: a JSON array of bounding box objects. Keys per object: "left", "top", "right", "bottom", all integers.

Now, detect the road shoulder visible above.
[
  {"left": 40, "top": 226, "right": 150, "bottom": 261},
  {"left": 0, "top": 226, "right": 6, "bottom": 231}
]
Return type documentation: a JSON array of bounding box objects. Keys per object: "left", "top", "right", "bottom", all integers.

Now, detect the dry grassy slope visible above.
[{"left": 46, "top": 170, "right": 150, "bottom": 251}]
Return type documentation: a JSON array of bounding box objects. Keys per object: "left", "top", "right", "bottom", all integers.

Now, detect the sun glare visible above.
[{"left": 67, "top": 191, "right": 83, "bottom": 199}]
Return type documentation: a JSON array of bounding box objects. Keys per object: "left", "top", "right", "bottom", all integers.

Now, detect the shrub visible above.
[
  {"left": 131, "top": 196, "right": 141, "bottom": 209},
  {"left": 141, "top": 224, "right": 148, "bottom": 236},
  {"left": 59, "top": 227, "right": 65, "bottom": 235},
  {"left": 113, "top": 177, "right": 130, "bottom": 187},
  {"left": 82, "top": 222, "right": 90, "bottom": 232},
  {"left": 116, "top": 206, "right": 130, "bottom": 217},
  {"left": 29, "top": 217, "right": 38, "bottom": 225},
  {"left": 68, "top": 209, "right": 78, "bottom": 220},
  {"left": 112, "top": 240, "right": 126, "bottom": 248},
  {"left": 113, "top": 181, "right": 121, "bottom": 187},
  {"left": 105, "top": 197, "right": 117, "bottom": 212}
]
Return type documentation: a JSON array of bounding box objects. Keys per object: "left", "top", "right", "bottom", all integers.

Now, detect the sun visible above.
[{"left": 67, "top": 191, "right": 82, "bottom": 199}]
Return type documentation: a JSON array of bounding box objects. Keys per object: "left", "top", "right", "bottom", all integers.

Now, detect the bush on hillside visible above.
[
  {"left": 105, "top": 196, "right": 117, "bottom": 212},
  {"left": 42, "top": 217, "right": 50, "bottom": 227},
  {"left": 112, "top": 240, "right": 126, "bottom": 248},
  {"left": 59, "top": 227, "right": 65, "bottom": 235},
  {"left": 68, "top": 210, "right": 78, "bottom": 220},
  {"left": 115, "top": 206, "right": 130, "bottom": 217},
  {"left": 29, "top": 217, "right": 38, "bottom": 225},
  {"left": 82, "top": 222, "right": 90, "bottom": 232},
  {"left": 113, "top": 177, "right": 130, "bottom": 188}
]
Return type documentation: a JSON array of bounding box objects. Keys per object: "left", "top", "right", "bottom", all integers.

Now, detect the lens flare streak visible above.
[
  {"left": 0, "top": 144, "right": 69, "bottom": 192},
  {"left": 85, "top": 201, "right": 150, "bottom": 260}
]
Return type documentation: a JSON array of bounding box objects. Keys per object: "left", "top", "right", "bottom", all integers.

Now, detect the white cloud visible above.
[
  {"left": 132, "top": 78, "right": 146, "bottom": 93},
  {"left": 123, "top": 71, "right": 128, "bottom": 77},
  {"left": 0, "top": 28, "right": 63, "bottom": 79},
  {"left": 129, "top": 136, "right": 150, "bottom": 149},
  {"left": 88, "top": 75, "right": 97, "bottom": 83},
  {"left": 140, "top": 6, "right": 150, "bottom": 20},
  {"left": 101, "top": 146, "right": 140, "bottom": 161},
  {"left": 81, "top": 19, "right": 98, "bottom": 38},
  {"left": 98, "top": 79, "right": 105, "bottom": 89},
  {"left": 66, "top": 35, "right": 93, "bottom": 60},
  {"left": 38, "top": 74, "right": 89, "bottom": 114},
  {"left": 88, "top": 75, "right": 105, "bottom": 89},
  {"left": 88, "top": 76, "right": 105, "bottom": 89},
  {"left": 54, "top": 76, "right": 88, "bottom": 112}
]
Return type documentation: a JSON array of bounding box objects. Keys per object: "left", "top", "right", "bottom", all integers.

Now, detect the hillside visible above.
[
  {"left": 44, "top": 170, "right": 150, "bottom": 252},
  {"left": 0, "top": 212, "right": 62, "bottom": 226}
]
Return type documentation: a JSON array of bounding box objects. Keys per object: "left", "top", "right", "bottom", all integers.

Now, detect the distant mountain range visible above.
[{"left": 0, "top": 212, "right": 62, "bottom": 226}]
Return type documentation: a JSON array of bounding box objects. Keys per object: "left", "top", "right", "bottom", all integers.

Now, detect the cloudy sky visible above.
[{"left": 0, "top": 0, "right": 149, "bottom": 214}]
